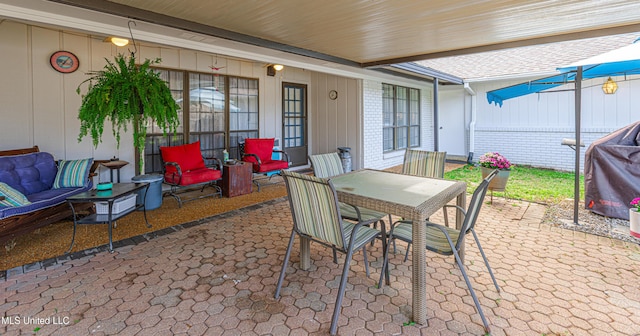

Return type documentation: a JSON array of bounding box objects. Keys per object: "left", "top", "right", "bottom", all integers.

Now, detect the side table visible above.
[
  {"left": 66, "top": 183, "right": 151, "bottom": 253},
  {"left": 98, "top": 160, "right": 129, "bottom": 183},
  {"left": 221, "top": 161, "right": 253, "bottom": 197}
]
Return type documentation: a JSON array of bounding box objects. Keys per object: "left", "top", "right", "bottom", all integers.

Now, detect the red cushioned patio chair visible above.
[
  {"left": 159, "top": 141, "right": 223, "bottom": 207},
  {"left": 239, "top": 138, "right": 289, "bottom": 191}
]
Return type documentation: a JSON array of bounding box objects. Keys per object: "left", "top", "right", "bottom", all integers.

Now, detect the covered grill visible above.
[{"left": 585, "top": 121, "right": 640, "bottom": 220}]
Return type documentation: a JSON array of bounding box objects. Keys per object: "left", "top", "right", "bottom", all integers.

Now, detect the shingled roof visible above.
[{"left": 416, "top": 33, "right": 640, "bottom": 81}]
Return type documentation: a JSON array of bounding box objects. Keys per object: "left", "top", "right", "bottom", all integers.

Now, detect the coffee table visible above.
[{"left": 66, "top": 183, "right": 152, "bottom": 253}]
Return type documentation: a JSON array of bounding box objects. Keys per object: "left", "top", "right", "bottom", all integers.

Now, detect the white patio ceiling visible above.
[{"left": 48, "top": 0, "right": 640, "bottom": 68}]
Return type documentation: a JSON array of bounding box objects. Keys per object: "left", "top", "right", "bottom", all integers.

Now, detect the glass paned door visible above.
[{"left": 283, "top": 83, "right": 307, "bottom": 167}]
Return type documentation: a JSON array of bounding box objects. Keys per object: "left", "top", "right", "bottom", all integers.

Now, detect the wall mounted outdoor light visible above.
[
  {"left": 103, "top": 37, "right": 129, "bottom": 47},
  {"left": 602, "top": 77, "right": 618, "bottom": 94},
  {"left": 267, "top": 64, "right": 284, "bottom": 76}
]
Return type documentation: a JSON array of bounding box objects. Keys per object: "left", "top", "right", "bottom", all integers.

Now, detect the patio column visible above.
[
  {"left": 573, "top": 66, "right": 582, "bottom": 225},
  {"left": 433, "top": 77, "right": 439, "bottom": 151}
]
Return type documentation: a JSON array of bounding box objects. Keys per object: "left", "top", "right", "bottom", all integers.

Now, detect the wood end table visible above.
[{"left": 221, "top": 161, "right": 253, "bottom": 197}]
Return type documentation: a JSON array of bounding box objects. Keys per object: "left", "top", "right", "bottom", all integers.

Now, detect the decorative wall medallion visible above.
[{"left": 50, "top": 51, "right": 79, "bottom": 73}]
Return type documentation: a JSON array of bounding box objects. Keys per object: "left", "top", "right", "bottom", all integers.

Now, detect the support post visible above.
[{"left": 574, "top": 67, "right": 582, "bottom": 225}]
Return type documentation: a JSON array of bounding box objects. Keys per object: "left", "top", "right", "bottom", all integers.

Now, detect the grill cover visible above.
[{"left": 585, "top": 121, "right": 640, "bottom": 220}]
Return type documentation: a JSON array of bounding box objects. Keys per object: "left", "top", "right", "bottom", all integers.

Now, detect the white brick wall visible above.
[
  {"left": 468, "top": 76, "right": 640, "bottom": 173},
  {"left": 362, "top": 80, "right": 434, "bottom": 170},
  {"left": 474, "top": 127, "right": 617, "bottom": 172}
]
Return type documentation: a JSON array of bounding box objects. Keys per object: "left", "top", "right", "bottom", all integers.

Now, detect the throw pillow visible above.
[
  {"left": 52, "top": 158, "right": 93, "bottom": 189},
  {"left": 0, "top": 182, "right": 31, "bottom": 207}
]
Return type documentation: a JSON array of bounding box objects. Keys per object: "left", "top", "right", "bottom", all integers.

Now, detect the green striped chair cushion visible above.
[
  {"left": 402, "top": 150, "right": 446, "bottom": 178},
  {"left": 343, "top": 222, "right": 381, "bottom": 251},
  {"left": 0, "top": 182, "right": 31, "bottom": 207},
  {"left": 53, "top": 158, "right": 93, "bottom": 189},
  {"left": 282, "top": 170, "right": 346, "bottom": 248},
  {"left": 309, "top": 152, "right": 344, "bottom": 178},
  {"left": 391, "top": 220, "right": 460, "bottom": 255}
]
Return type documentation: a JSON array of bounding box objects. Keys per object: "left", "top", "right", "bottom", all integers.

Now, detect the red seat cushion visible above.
[
  {"left": 254, "top": 159, "right": 289, "bottom": 173},
  {"left": 164, "top": 167, "right": 221, "bottom": 186},
  {"left": 160, "top": 141, "right": 206, "bottom": 174},
  {"left": 243, "top": 138, "right": 275, "bottom": 164}
]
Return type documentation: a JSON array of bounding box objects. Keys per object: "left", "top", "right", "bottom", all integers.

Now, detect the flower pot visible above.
[
  {"left": 481, "top": 167, "right": 510, "bottom": 192},
  {"left": 629, "top": 208, "right": 640, "bottom": 238}
]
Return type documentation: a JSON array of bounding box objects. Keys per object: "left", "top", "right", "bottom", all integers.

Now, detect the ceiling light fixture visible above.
[
  {"left": 602, "top": 77, "right": 618, "bottom": 94},
  {"left": 273, "top": 64, "right": 284, "bottom": 71},
  {"left": 104, "top": 37, "right": 129, "bottom": 47}
]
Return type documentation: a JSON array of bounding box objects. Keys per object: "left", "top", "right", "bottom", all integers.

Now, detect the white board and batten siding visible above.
[
  {"left": 2, "top": 19, "right": 443, "bottom": 179},
  {"left": 0, "top": 21, "right": 305, "bottom": 182}
]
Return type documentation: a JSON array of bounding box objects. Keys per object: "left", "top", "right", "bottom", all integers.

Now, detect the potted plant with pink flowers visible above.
[
  {"left": 478, "top": 152, "right": 513, "bottom": 192},
  {"left": 629, "top": 198, "right": 640, "bottom": 238}
]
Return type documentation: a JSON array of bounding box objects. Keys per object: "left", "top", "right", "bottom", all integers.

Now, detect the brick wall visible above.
[
  {"left": 362, "top": 79, "right": 434, "bottom": 170},
  {"left": 474, "top": 127, "right": 617, "bottom": 172}
]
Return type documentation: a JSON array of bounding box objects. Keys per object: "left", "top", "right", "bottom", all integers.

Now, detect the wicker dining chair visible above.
[
  {"left": 276, "top": 170, "right": 385, "bottom": 336},
  {"left": 378, "top": 169, "right": 500, "bottom": 334}
]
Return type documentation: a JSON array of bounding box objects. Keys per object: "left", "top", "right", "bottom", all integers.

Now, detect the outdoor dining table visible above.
[{"left": 304, "top": 169, "right": 467, "bottom": 326}]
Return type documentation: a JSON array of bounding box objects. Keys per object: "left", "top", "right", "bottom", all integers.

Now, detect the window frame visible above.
[
  {"left": 143, "top": 67, "right": 259, "bottom": 174},
  {"left": 382, "top": 83, "right": 421, "bottom": 152}
]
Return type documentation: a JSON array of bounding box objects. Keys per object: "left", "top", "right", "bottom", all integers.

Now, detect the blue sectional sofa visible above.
[{"left": 0, "top": 146, "right": 96, "bottom": 244}]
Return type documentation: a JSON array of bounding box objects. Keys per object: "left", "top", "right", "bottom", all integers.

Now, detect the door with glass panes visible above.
[{"left": 282, "top": 83, "right": 307, "bottom": 167}]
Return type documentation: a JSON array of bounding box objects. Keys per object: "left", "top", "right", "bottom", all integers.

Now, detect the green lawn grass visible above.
[{"left": 444, "top": 165, "right": 584, "bottom": 205}]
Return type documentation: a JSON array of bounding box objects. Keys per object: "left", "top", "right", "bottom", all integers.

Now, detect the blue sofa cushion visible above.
[
  {"left": 0, "top": 151, "right": 93, "bottom": 220},
  {"left": 0, "top": 185, "right": 91, "bottom": 219},
  {"left": 0, "top": 152, "right": 57, "bottom": 195}
]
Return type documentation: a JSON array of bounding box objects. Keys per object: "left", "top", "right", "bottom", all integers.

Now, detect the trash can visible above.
[
  {"left": 337, "top": 147, "right": 352, "bottom": 173},
  {"left": 131, "top": 174, "right": 164, "bottom": 210}
]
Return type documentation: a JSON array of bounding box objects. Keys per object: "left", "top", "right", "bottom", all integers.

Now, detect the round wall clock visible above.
[
  {"left": 50, "top": 51, "right": 79, "bottom": 73},
  {"left": 329, "top": 90, "right": 338, "bottom": 100}
]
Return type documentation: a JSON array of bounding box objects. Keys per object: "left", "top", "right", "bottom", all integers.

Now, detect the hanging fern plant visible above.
[{"left": 77, "top": 54, "right": 180, "bottom": 174}]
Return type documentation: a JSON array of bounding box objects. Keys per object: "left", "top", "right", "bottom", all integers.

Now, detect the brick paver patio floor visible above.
[{"left": 1, "top": 197, "right": 640, "bottom": 335}]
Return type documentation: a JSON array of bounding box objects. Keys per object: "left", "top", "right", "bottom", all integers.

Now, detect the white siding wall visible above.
[
  {"left": 0, "top": 21, "right": 307, "bottom": 182},
  {"left": 1, "top": 20, "right": 440, "bottom": 180},
  {"left": 467, "top": 76, "right": 640, "bottom": 172},
  {"left": 309, "top": 73, "right": 361, "bottom": 169}
]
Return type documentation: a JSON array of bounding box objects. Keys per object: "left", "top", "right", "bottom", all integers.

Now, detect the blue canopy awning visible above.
[
  {"left": 485, "top": 38, "right": 640, "bottom": 225},
  {"left": 486, "top": 73, "right": 571, "bottom": 107},
  {"left": 487, "top": 40, "right": 640, "bottom": 106}
]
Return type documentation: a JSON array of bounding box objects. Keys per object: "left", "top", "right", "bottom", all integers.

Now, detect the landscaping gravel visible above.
[{"left": 542, "top": 198, "right": 640, "bottom": 245}]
